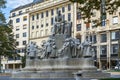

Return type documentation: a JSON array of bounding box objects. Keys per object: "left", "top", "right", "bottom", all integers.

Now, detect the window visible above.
[
  {"left": 32, "top": 26, "right": 34, "bottom": 29},
  {"left": 16, "top": 26, "right": 19, "bottom": 31},
  {"left": 46, "top": 11, "right": 48, "bottom": 17},
  {"left": 51, "top": 9, "right": 54, "bottom": 16},
  {"left": 23, "top": 24, "right": 27, "bottom": 29},
  {"left": 23, "top": 16, "right": 27, "bottom": 21},
  {"left": 111, "top": 31, "right": 119, "bottom": 41},
  {"left": 16, "top": 49, "right": 20, "bottom": 53},
  {"left": 26, "top": 9, "right": 29, "bottom": 12},
  {"left": 111, "top": 44, "right": 118, "bottom": 54},
  {"left": 16, "top": 42, "right": 19, "bottom": 46},
  {"left": 92, "top": 35, "right": 97, "bottom": 43},
  {"left": 68, "top": 4, "right": 71, "bottom": 11},
  {"left": 101, "top": 33, "right": 107, "bottom": 42},
  {"left": 86, "top": 22, "right": 90, "bottom": 30},
  {"left": 36, "top": 13, "right": 39, "bottom": 19},
  {"left": 40, "top": 30, "right": 43, "bottom": 37},
  {"left": 23, "top": 41, "right": 26, "bottom": 45},
  {"left": 16, "top": 34, "right": 19, "bottom": 38},
  {"left": 100, "top": 45, "right": 107, "bottom": 55},
  {"left": 45, "top": 29, "right": 48, "bottom": 36},
  {"left": 62, "top": 7, "right": 65, "bottom": 13},
  {"left": 31, "top": 32, "right": 34, "bottom": 38},
  {"left": 23, "top": 32, "right": 27, "bottom": 37},
  {"left": 46, "top": 23, "right": 48, "bottom": 26},
  {"left": 101, "top": 20, "right": 106, "bottom": 26},
  {"left": 41, "top": 24, "right": 43, "bottom": 27},
  {"left": 19, "top": 11, "right": 22, "bottom": 15},
  {"left": 16, "top": 18, "right": 20, "bottom": 23},
  {"left": 36, "top": 31, "right": 39, "bottom": 37},
  {"left": 76, "top": 24, "right": 81, "bottom": 31},
  {"left": 36, "top": 25, "right": 39, "bottom": 29},
  {"left": 41, "top": 12, "right": 44, "bottom": 18},
  {"left": 12, "top": 13, "right": 16, "bottom": 17},
  {"left": 51, "top": 17, "right": 54, "bottom": 25},
  {"left": 77, "top": 12, "right": 81, "bottom": 20},
  {"left": 112, "top": 16, "right": 118, "bottom": 24},
  {"left": 32, "top": 15, "right": 34, "bottom": 21},
  {"left": 68, "top": 13, "right": 71, "bottom": 21}
]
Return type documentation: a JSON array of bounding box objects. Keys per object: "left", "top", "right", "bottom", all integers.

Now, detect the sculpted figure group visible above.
[
  {"left": 53, "top": 10, "right": 72, "bottom": 38},
  {"left": 26, "top": 10, "right": 95, "bottom": 60},
  {"left": 26, "top": 37, "right": 94, "bottom": 59}
]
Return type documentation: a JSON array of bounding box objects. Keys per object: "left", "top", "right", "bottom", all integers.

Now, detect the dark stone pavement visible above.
[
  {"left": 0, "top": 76, "right": 75, "bottom": 80},
  {"left": 0, "top": 74, "right": 120, "bottom": 80}
]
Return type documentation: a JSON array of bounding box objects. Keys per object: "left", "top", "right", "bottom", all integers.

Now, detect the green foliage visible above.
[
  {"left": 70, "top": 0, "right": 120, "bottom": 23},
  {"left": 0, "top": 0, "right": 17, "bottom": 58},
  {"left": 0, "top": 0, "right": 6, "bottom": 23},
  {"left": 101, "top": 78, "right": 120, "bottom": 80},
  {"left": 21, "top": 56, "right": 26, "bottom": 68},
  {"left": 0, "top": 25, "right": 16, "bottom": 57},
  {"left": 0, "top": 11, "right": 6, "bottom": 23},
  {"left": 0, "top": 0, "right": 6, "bottom": 9}
]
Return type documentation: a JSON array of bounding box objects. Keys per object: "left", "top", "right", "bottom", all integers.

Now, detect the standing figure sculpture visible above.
[
  {"left": 82, "top": 37, "right": 93, "bottom": 58},
  {"left": 64, "top": 22, "right": 72, "bottom": 38},
  {"left": 45, "top": 39, "right": 53, "bottom": 58},
  {"left": 53, "top": 10, "right": 63, "bottom": 35},
  {"left": 37, "top": 41, "right": 47, "bottom": 59},
  {"left": 26, "top": 42, "right": 38, "bottom": 59}
]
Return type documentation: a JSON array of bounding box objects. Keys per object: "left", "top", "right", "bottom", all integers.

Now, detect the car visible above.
[{"left": 114, "top": 64, "right": 120, "bottom": 70}]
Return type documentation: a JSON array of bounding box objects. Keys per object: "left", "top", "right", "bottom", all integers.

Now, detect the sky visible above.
[{"left": 2, "top": 0, "right": 33, "bottom": 22}]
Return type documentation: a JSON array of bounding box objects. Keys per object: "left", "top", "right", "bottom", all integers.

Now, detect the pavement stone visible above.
[{"left": 0, "top": 76, "right": 76, "bottom": 80}]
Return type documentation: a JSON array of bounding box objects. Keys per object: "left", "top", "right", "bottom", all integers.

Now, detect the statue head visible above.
[{"left": 57, "top": 10, "right": 61, "bottom": 16}]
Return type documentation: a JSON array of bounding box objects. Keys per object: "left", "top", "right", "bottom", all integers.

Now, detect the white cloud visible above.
[{"left": 6, "top": 0, "right": 33, "bottom": 8}]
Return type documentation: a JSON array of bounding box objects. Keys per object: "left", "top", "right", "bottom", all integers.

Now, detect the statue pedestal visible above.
[
  {"left": 12, "top": 58, "right": 96, "bottom": 78},
  {"left": 12, "top": 58, "right": 110, "bottom": 79}
]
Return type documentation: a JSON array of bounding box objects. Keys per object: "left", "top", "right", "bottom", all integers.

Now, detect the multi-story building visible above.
[
  {"left": 6, "top": 0, "right": 47, "bottom": 70},
  {"left": 8, "top": 0, "right": 120, "bottom": 70},
  {"left": 29, "top": 0, "right": 120, "bottom": 70},
  {"left": 29, "top": 0, "right": 76, "bottom": 45},
  {"left": 6, "top": 1, "right": 32, "bottom": 70},
  {"left": 75, "top": 3, "right": 120, "bottom": 70}
]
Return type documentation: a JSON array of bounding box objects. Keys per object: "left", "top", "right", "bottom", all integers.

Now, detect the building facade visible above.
[
  {"left": 75, "top": 3, "right": 120, "bottom": 70},
  {"left": 8, "top": 0, "right": 120, "bottom": 70},
  {"left": 7, "top": 2, "right": 31, "bottom": 70},
  {"left": 29, "top": 0, "right": 76, "bottom": 46},
  {"left": 7, "top": 0, "right": 47, "bottom": 70}
]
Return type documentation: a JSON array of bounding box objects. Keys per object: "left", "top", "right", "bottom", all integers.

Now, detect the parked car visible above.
[{"left": 114, "top": 64, "right": 120, "bottom": 70}]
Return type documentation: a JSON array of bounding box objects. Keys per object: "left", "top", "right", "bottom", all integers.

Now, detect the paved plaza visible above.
[
  {"left": 0, "top": 74, "right": 120, "bottom": 80},
  {"left": 0, "top": 76, "right": 75, "bottom": 80}
]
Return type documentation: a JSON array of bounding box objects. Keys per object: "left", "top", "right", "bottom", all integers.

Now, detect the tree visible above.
[
  {"left": 0, "top": 0, "right": 18, "bottom": 72},
  {"left": 70, "top": 0, "right": 120, "bottom": 25},
  {"left": 0, "top": 0, "right": 6, "bottom": 24}
]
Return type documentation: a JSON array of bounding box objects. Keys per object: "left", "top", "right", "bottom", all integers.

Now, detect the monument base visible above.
[
  {"left": 74, "top": 70, "right": 110, "bottom": 79},
  {"left": 12, "top": 58, "right": 96, "bottom": 78},
  {"left": 12, "top": 58, "right": 110, "bottom": 79}
]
